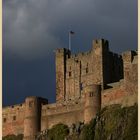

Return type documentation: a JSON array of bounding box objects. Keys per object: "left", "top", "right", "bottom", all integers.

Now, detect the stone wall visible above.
[
  {"left": 101, "top": 83, "right": 127, "bottom": 108},
  {"left": 2, "top": 97, "right": 48, "bottom": 140},
  {"left": 41, "top": 84, "right": 101, "bottom": 130},
  {"left": 103, "top": 51, "right": 123, "bottom": 87},
  {"left": 123, "top": 53, "right": 138, "bottom": 95},
  {"left": 41, "top": 101, "right": 84, "bottom": 130},
  {"left": 102, "top": 53, "right": 138, "bottom": 108},
  {"left": 2, "top": 103, "right": 25, "bottom": 136},
  {"left": 102, "top": 82, "right": 137, "bottom": 108}
]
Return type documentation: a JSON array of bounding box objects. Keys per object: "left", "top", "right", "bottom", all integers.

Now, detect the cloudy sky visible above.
[{"left": 3, "top": 0, "right": 137, "bottom": 106}]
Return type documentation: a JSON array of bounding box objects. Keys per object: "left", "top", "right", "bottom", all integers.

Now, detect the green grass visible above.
[{"left": 94, "top": 104, "right": 138, "bottom": 140}]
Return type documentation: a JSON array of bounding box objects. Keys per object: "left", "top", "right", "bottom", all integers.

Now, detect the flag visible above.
[{"left": 70, "top": 31, "right": 75, "bottom": 35}]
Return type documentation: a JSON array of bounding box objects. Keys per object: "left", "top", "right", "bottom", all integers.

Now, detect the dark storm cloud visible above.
[
  {"left": 3, "top": 0, "right": 137, "bottom": 106},
  {"left": 3, "top": 0, "right": 137, "bottom": 59}
]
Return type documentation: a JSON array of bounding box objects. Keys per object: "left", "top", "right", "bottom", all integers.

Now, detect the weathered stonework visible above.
[{"left": 2, "top": 39, "right": 138, "bottom": 140}]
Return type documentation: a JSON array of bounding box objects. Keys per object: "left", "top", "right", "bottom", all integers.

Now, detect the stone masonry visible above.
[{"left": 2, "top": 39, "right": 138, "bottom": 140}]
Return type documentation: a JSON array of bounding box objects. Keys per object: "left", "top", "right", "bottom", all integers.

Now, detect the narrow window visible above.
[
  {"left": 86, "top": 68, "right": 88, "bottom": 73},
  {"left": 13, "top": 116, "right": 16, "bottom": 121},
  {"left": 29, "top": 101, "right": 34, "bottom": 107},
  {"left": 80, "top": 83, "right": 83, "bottom": 90},
  {"left": 3, "top": 118, "right": 6, "bottom": 123},
  {"left": 69, "top": 72, "right": 71, "bottom": 77}
]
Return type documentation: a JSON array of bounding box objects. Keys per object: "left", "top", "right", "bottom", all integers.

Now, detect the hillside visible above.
[
  {"left": 2, "top": 104, "right": 137, "bottom": 140},
  {"left": 67, "top": 104, "right": 138, "bottom": 140}
]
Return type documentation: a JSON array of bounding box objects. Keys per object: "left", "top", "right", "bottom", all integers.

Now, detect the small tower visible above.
[
  {"left": 92, "top": 39, "right": 109, "bottom": 89},
  {"left": 55, "top": 48, "right": 70, "bottom": 102},
  {"left": 84, "top": 84, "right": 101, "bottom": 123},
  {"left": 122, "top": 51, "right": 137, "bottom": 81},
  {"left": 23, "top": 96, "right": 48, "bottom": 140}
]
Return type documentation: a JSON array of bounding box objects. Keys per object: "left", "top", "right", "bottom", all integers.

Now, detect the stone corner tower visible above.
[
  {"left": 83, "top": 84, "right": 101, "bottom": 123},
  {"left": 23, "top": 96, "right": 48, "bottom": 140}
]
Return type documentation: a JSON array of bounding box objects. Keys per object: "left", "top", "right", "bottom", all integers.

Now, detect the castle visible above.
[{"left": 2, "top": 39, "right": 138, "bottom": 140}]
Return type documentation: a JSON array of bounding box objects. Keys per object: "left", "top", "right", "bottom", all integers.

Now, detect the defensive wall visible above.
[
  {"left": 2, "top": 39, "right": 138, "bottom": 140},
  {"left": 2, "top": 103, "right": 25, "bottom": 136},
  {"left": 102, "top": 51, "right": 138, "bottom": 107}
]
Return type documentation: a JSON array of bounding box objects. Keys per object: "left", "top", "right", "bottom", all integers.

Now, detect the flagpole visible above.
[{"left": 69, "top": 32, "right": 71, "bottom": 51}]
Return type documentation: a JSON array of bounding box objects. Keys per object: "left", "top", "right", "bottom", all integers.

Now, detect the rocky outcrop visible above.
[{"left": 67, "top": 104, "right": 138, "bottom": 140}]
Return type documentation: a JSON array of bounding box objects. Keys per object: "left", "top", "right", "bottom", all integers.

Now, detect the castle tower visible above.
[
  {"left": 92, "top": 39, "right": 123, "bottom": 88},
  {"left": 84, "top": 85, "right": 101, "bottom": 123},
  {"left": 92, "top": 39, "right": 109, "bottom": 89},
  {"left": 23, "top": 96, "right": 48, "bottom": 140},
  {"left": 122, "top": 51, "right": 137, "bottom": 81},
  {"left": 55, "top": 48, "right": 70, "bottom": 102}
]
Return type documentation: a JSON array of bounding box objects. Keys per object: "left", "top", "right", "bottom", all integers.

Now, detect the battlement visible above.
[
  {"left": 70, "top": 51, "right": 91, "bottom": 59},
  {"left": 3, "top": 103, "right": 25, "bottom": 111},
  {"left": 132, "top": 55, "right": 138, "bottom": 64},
  {"left": 122, "top": 50, "right": 137, "bottom": 63},
  {"left": 92, "top": 39, "right": 109, "bottom": 50}
]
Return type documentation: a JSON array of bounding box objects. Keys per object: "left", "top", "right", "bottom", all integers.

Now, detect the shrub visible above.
[
  {"left": 47, "top": 123, "right": 69, "bottom": 140},
  {"left": 80, "top": 119, "right": 96, "bottom": 140}
]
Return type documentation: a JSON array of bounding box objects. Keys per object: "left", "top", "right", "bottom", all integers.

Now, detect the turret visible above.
[
  {"left": 92, "top": 39, "right": 109, "bottom": 56},
  {"left": 122, "top": 51, "right": 137, "bottom": 81},
  {"left": 84, "top": 84, "right": 101, "bottom": 123},
  {"left": 23, "top": 96, "right": 48, "bottom": 140}
]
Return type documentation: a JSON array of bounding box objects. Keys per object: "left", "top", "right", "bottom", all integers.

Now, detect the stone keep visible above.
[{"left": 55, "top": 39, "right": 123, "bottom": 102}]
